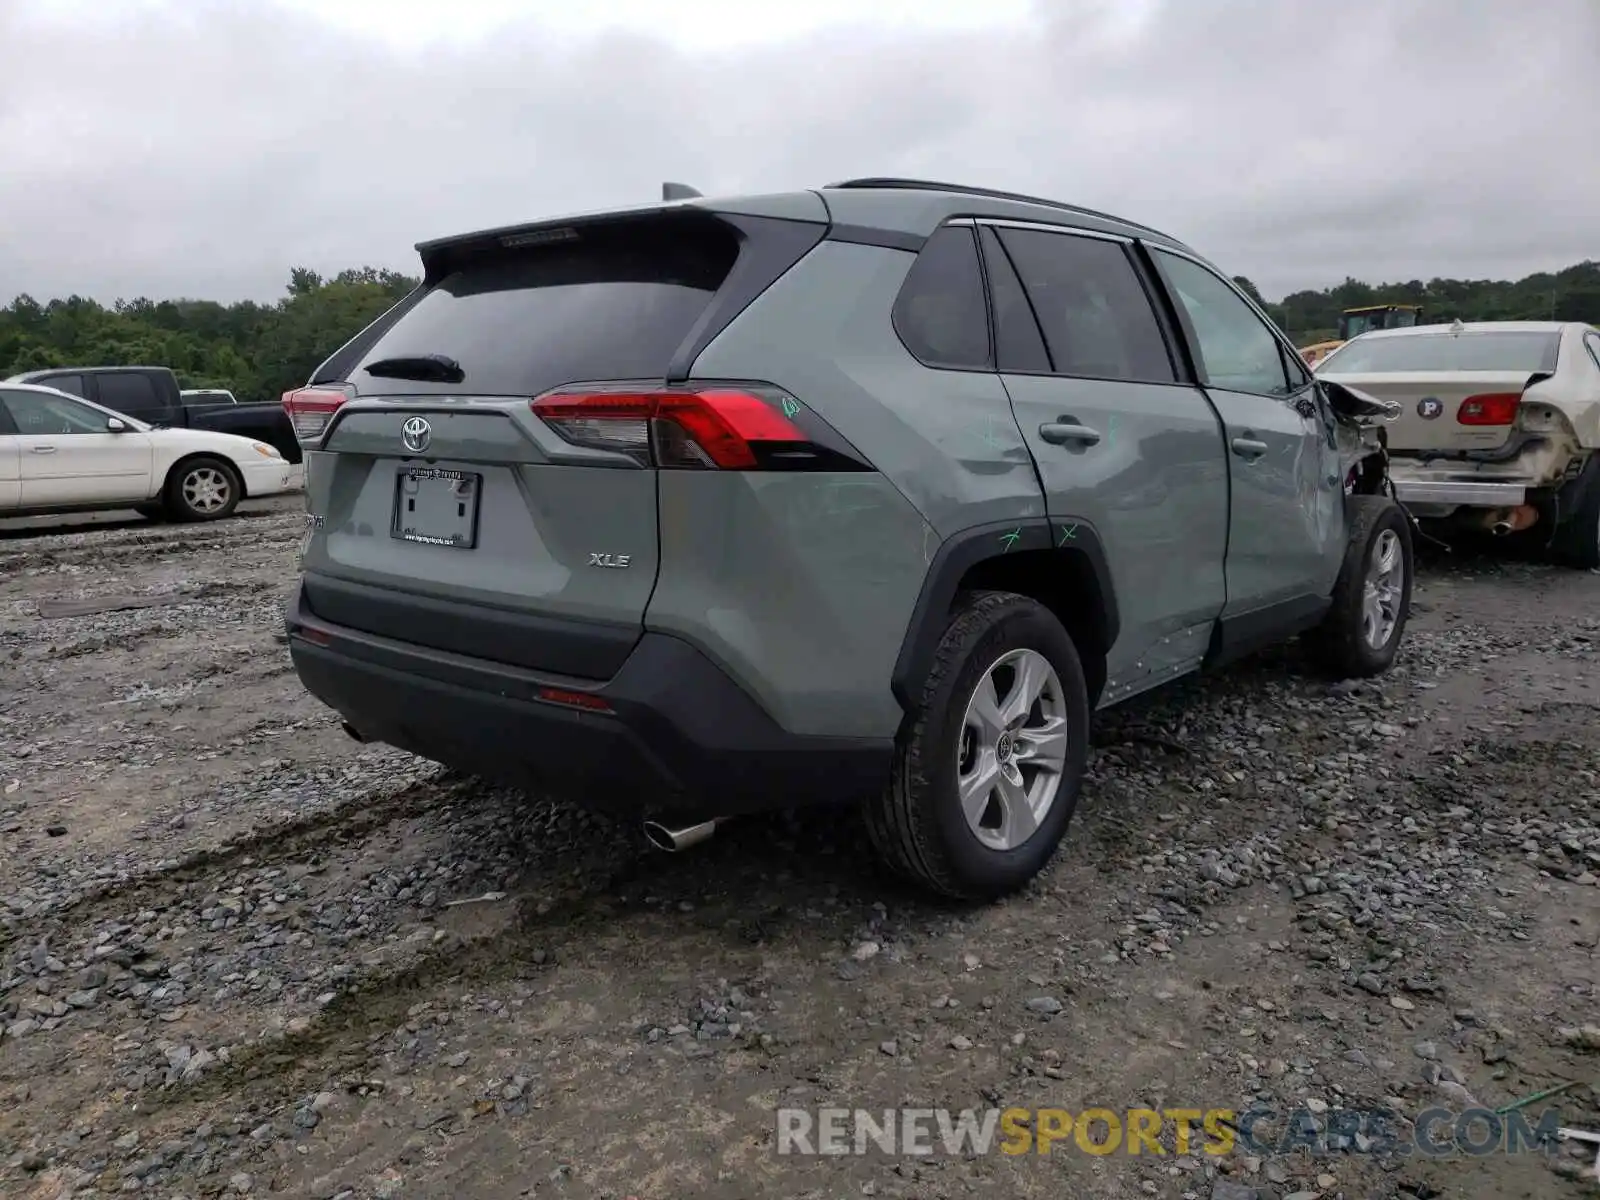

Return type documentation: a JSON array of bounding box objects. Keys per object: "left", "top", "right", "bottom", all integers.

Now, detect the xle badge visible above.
[
  {"left": 588, "top": 553, "right": 632, "bottom": 569},
  {"left": 1417, "top": 397, "right": 1443, "bottom": 420}
]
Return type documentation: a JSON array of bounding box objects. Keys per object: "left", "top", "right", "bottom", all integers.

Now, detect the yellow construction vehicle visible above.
[{"left": 1300, "top": 304, "right": 1423, "bottom": 366}]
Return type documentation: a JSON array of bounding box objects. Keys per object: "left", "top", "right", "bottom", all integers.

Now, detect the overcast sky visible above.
[{"left": 2, "top": 0, "right": 1596, "bottom": 305}]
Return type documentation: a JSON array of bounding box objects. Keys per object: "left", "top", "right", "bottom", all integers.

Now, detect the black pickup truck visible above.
[{"left": 6, "top": 366, "right": 301, "bottom": 463}]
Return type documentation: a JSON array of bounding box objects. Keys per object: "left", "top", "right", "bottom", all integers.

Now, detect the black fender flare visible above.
[{"left": 889, "top": 517, "right": 1121, "bottom": 711}]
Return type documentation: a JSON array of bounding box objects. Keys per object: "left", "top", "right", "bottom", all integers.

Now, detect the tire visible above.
[
  {"left": 1302, "top": 495, "right": 1414, "bottom": 678},
  {"left": 864, "top": 590, "right": 1091, "bottom": 901},
  {"left": 164, "top": 456, "right": 242, "bottom": 522},
  {"left": 1551, "top": 458, "right": 1600, "bottom": 570}
]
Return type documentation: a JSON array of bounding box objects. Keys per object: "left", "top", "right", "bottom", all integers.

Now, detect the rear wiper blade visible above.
[{"left": 362, "top": 354, "right": 465, "bottom": 384}]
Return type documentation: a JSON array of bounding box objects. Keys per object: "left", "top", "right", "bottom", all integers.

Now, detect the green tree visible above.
[{"left": 1232, "top": 276, "right": 1266, "bottom": 306}]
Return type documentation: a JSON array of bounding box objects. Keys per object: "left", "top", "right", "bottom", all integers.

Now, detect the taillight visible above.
[
  {"left": 1456, "top": 393, "right": 1520, "bottom": 426},
  {"left": 282, "top": 385, "right": 353, "bottom": 445},
  {"left": 530, "top": 385, "right": 861, "bottom": 471}
]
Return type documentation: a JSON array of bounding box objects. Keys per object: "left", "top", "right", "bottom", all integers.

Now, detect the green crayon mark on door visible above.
[
  {"left": 999, "top": 528, "right": 1021, "bottom": 552},
  {"left": 976, "top": 414, "right": 1010, "bottom": 450},
  {"left": 1059, "top": 523, "right": 1079, "bottom": 546}
]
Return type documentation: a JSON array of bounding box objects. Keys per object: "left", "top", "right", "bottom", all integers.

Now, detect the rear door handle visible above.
[
  {"left": 31, "top": 445, "right": 56, "bottom": 454},
  {"left": 1230, "top": 436, "right": 1268, "bottom": 458},
  {"left": 1039, "top": 422, "right": 1102, "bottom": 446}
]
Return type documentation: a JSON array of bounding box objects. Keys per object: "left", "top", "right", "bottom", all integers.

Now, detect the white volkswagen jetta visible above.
[{"left": 0, "top": 381, "right": 295, "bottom": 522}]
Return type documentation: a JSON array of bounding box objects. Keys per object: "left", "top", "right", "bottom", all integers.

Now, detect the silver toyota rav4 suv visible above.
[{"left": 283, "top": 178, "right": 1413, "bottom": 901}]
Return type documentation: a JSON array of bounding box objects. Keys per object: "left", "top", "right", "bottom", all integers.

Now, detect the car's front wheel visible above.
[
  {"left": 164, "top": 457, "right": 242, "bottom": 522},
  {"left": 1303, "top": 495, "right": 1414, "bottom": 677},
  {"left": 865, "top": 591, "right": 1090, "bottom": 901}
]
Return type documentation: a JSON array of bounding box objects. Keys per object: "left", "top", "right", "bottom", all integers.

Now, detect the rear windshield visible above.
[
  {"left": 1321, "top": 330, "right": 1561, "bottom": 374},
  {"left": 349, "top": 221, "right": 740, "bottom": 396}
]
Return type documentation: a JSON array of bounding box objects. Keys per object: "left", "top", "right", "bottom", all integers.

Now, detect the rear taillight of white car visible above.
[
  {"left": 1455, "top": 393, "right": 1520, "bottom": 426},
  {"left": 282, "top": 385, "right": 353, "bottom": 445},
  {"left": 529, "top": 384, "right": 870, "bottom": 471}
]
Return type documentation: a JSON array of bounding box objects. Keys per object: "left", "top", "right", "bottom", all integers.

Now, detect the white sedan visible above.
[
  {"left": 1317, "top": 320, "right": 1600, "bottom": 568},
  {"left": 0, "top": 381, "right": 295, "bottom": 522}
]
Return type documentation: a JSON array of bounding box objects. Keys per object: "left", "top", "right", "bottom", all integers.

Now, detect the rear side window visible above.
[
  {"left": 96, "top": 372, "right": 164, "bottom": 417},
  {"left": 1, "top": 389, "right": 115, "bottom": 434},
  {"left": 892, "top": 226, "right": 992, "bottom": 371},
  {"left": 993, "top": 228, "right": 1175, "bottom": 384},
  {"left": 1582, "top": 331, "right": 1600, "bottom": 372},
  {"left": 350, "top": 221, "right": 739, "bottom": 396},
  {"left": 38, "top": 373, "right": 86, "bottom": 398},
  {"left": 1322, "top": 331, "right": 1562, "bottom": 374}
]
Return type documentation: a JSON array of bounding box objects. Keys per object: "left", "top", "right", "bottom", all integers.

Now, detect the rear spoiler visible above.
[
  {"left": 408, "top": 183, "right": 841, "bottom": 284},
  {"left": 413, "top": 190, "right": 722, "bottom": 281}
]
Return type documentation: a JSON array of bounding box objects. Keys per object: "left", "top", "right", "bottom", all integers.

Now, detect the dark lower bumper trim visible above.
[
  {"left": 300, "top": 573, "right": 640, "bottom": 679},
  {"left": 285, "top": 584, "right": 893, "bottom": 815}
]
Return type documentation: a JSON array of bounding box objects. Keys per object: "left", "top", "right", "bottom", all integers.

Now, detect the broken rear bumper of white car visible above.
[
  {"left": 1390, "top": 471, "right": 1534, "bottom": 509},
  {"left": 1389, "top": 442, "right": 1593, "bottom": 531}
]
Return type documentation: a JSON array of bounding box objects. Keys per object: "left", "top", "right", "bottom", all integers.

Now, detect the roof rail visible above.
[{"left": 823, "top": 177, "right": 1170, "bottom": 240}]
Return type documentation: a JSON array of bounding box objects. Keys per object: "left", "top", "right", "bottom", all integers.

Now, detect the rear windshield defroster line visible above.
[{"left": 349, "top": 219, "right": 741, "bottom": 397}]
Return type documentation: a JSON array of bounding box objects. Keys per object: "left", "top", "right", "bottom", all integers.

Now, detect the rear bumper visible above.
[
  {"left": 1392, "top": 477, "right": 1528, "bottom": 507},
  {"left": 284, "top": 583, "right": 893, "bottom": 816},
  {"left": 1388, "top": 444, "right": 1588, "bottom": 515}
]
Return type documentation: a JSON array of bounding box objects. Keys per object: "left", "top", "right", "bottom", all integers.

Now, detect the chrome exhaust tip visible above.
[
  {"left": 1478, "top": 504, "right": 1537, "bottom": 537},
  {"left": 642, "top": 818, "right": 719, "bottom": 852}
]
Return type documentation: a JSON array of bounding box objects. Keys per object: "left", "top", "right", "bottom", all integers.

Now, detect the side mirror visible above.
[{"left": 106, "top": 417, "right": 129, "bottom": 433}]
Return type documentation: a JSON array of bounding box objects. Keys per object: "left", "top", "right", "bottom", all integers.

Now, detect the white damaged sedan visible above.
[
  {"left": 0, "top": 381, "right": 295, "bottom": 522},
  {"left": 1316, "top": 321, "right": 1600, "bottom": 568}
]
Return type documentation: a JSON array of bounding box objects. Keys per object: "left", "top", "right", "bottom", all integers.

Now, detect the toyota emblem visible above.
[
  {"left": 401, "top": 416, "right": 432, "bottom": 453},
  {"left": 1417, "top": 398, "right": 1443, "bottom": 420}
]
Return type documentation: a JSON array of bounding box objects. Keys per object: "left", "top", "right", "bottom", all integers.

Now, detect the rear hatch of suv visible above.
[{"left": 288, "top": 202, "right": 827, "bottom": 681}]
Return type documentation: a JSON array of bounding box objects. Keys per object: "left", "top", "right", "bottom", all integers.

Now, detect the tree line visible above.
[
  {"left": 2, "top": 259, "right": 1597, "bottom": 403},
  {"left": 1238, "top": 259, "right": 1600, "bottom": 346},
  {"left": 0, "top": 267, "right": 417, "bottom": 404}
]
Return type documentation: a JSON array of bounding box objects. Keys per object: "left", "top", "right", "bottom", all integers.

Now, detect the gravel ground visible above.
[{"left": 1, "top": 500, "right": 1597, "bottom": 1200}]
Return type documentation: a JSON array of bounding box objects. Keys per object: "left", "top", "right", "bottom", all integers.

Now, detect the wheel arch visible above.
[{"left": 891, "top": 518, "right": 1120, "bottom": 712}]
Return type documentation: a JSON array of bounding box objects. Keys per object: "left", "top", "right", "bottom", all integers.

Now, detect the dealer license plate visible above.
[{"left": 392, "top": 468, "right": 481, "bottom": 548}]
